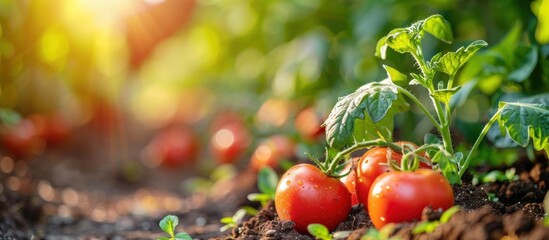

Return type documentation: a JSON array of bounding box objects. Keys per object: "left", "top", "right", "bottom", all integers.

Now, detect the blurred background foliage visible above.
[{"left": 0, "top": 0, "right": 547, "bottom": 170}]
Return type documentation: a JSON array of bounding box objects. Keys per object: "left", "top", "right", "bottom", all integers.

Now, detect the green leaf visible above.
[
  {"left": 157, "top": 237, "right": 170, "bottom": 240},
  {"left": 159, "top": 215, "right": 179, "bottom": 237},
  {"left": 507, "top": 46, "right": 538, "bottom": 82},
  {"left": 383, "top": 65, "right": 408, "bottom": 84},
  {"left": 258, "top": 167, "right": 278, "bottom": 196},
  {"left": 422, "top": 14, "right": 454, "bottom": 44},
  {"left": 410, "top": 72, "right": 427, "bottom": 86},
  {"left": 232, "top": 209, "right": 247, "bottom": 223},
  {"left": 323, "top": 81, "right": 408, "bottom": 149},
  {"left": 247, "top": 193, "right": 272, "bottom": 202},
  {"left": 433, "top": 40, "right": 488, "bottom": 77},
  {"left": 0, "top": 108, "right": 21, "bottom": 126},
  {"left": 498, "top": 99, "right": 549, "bottom": 155},
  {"left": 431, "top": 86, "right": 461, "bottom": 105},
  {"left": 220, "top": 217, "right": 234, "bottom": 224},
  {"left": 307, "top": 224, "right": 332, "bottom": 240},
  {"left": 332, "top": 231, "right": 351, "bottom": 239},
  {"left": 412, "top": 221, "right": 439, "bottom": 234},
  {"left": 174, "top": 232, "right": 192, "bottom": 240},
  {"left": 533, "top": 0, "right": 549, "bottom": 44},
  {"left": 440, "top": 206, "right": 461, "bottom": 223},
  {"left": 386, "top": 28, "right": 415, "bottom": 54},
  {"left": 375, "top": 36, "right": 389, "bottom": 59},
  {"left": 433, "top": 152, "right": 460, "bottom": 184}
]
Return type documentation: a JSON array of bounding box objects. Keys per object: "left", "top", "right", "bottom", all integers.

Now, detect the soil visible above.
[{"left": 1, "top": 130, "right": 548, "bottom": 240}]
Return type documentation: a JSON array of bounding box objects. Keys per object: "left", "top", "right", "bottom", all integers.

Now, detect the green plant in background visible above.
[
  {"left": 247, "top": 167, "right": 279, "bottom": 207},
  {"left": 158, "top": 215, "right": 192, "bottom": 240},
  {"left": 360, "top": 224, "right": 399, "bottom": 240},
  {"left": 322, "top": 14, "right": 549, "bottom": 184},
  {"left": 220, "top": 208, "right": 248, "bottom": 232}
]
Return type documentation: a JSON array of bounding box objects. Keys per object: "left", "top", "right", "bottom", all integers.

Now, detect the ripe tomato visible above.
[
  {"left": 294, "top": 107, "right": 325, "bottom": 141},
  {"left": 275, "top": 164, "right": 351, "bottom": 234},
  {"left": 249, "top": 135, "right": 294, "bottom": 172},
  {"left": 0, "top": 119, "right": 44, "bottom": 158},
  {"left": 368, "top": 169, "right": 454, "bottom": 229},
  {"left": 209, "top": 113, "right": 250, "bottom": 164},
  {"left": 144, "top": 126, "right": 198, "bottom": 168},
  {"left": 355, "top": 142, "right": 431, "bottom": 208},
  {"left": 29, "top": 113, "right": 71, "bottom": 147},
  {"left": 339, "top": 158, "right": 359, "bottom": 206}
]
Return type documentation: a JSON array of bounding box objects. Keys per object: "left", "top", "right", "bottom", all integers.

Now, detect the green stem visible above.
[
  {"left": 410, "top": 50, "right": 454, "bottom": 155},
  {"left": 326, "top": 139, "right": 387, "bottom": 176},
  {"left": 394, "top": 85, "right": 442, "bottom": 131},
  {"left": 459, "top": 108, "right": 502, "bottom": 177}
]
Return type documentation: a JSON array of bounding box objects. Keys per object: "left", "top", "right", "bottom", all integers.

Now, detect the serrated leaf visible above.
[
  {"left": 433, "top": 152, "right": 460, "bottom": 184},
  {"left": 422, "top": 14, "right": 453, "bottom": 43},
  {"left": 159, "top": 215, "right": 179, "bottom": 237},
  {"left": 498, "top": 99, "right": 549, "bottom": 154},
  {"left": 383, "top": 65, "right": 408, "bottom": 84},
  {"left": 431, "top": 86, "right": 461, "bottom": 105},
  {"left": 174, "top": 232, "right": 192, "bottom": 240},
  {"left": 386, "top": 29, "right": 415, "bottom": 54},
  {"left": 433, "top": 40, "right": 488, "bottom": 77},
  {"left": 258, "top": 167, "right": 278, "bottom": 196},
  {"left": 375, "top": 36, "right": 388, "bottom": 59},
  {"left": 307, "top": 224, "right": 331, "bottom": 240},
  {"left": 409, "top": 73, "right": 426, "bottom": 86},
  {"left": 323, "top": 81, "right": 408, "bottom": 149}
]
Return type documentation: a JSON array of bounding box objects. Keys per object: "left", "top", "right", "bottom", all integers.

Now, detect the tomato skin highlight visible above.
[
  {"left": 367, "top": 169, "right": 454, "bottom": 229},
  {"left": 275, "top": 164, "right": 352, "bottom": 234},
  {"left": 355, "top": 142, "right": 431, "bottom": 208}
]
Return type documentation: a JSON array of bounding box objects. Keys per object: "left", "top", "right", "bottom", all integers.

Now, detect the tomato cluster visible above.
[{"left": 274, "top": 141, "right": 454, "bottom": 233}]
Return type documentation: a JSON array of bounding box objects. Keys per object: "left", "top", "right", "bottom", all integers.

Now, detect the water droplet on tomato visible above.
[
  {"left": 385, "top": 185, "right": 391, "bottom": 190},
  {"left": 297, "top": 180, "right": 303, "bottom": 186},
  {"left": 358, "top": 178, "right": 364, "bottom": 183},
  {"left": 380, "top": 216, "right": 386, "bottom": 222},
  {"left": 286, "top": 180, "right": 291, "bottom": 185}
]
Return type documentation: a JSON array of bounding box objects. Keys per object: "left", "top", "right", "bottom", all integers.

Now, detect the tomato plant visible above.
[
  {"left": 249, "top": 135, "right": 294, "bottom": 172},
  {"left": 275, "top": 164, "right": 351, "bottom": 234},
  {"left": 368, "top": 169, "right": 453, "bottom": 229},
  {"left": 144, "top": 126, "right": 198, "bottom": 168}
]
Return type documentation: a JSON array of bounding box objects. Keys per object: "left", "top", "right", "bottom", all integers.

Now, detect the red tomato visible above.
[
  {"left": 294, "top": 107, "right": 325, "bottom": 141},
  {"left": 368, "top": 169, "right": 454, "bottom": 229},
  {"left": 275, "top": 164, "right": 351, "bottom": 234},
  {"left": 0, "top": 119, "right": 44, "bottom": 158},
  {"left": 356, "top": 142, "right": 431, "bottom": 208},
  {"left": 29, "top": 113, "right": 71, "bottom": 147},
  {"left": 340, "top": 158, "right": 359, "bottom": 206},
  {"left": 209, "top": 113, "right": 250, "bottom": 164},
  {"left": 144, "top": 126, "right": 198, "bottom": 168},
  {"left": 249, "top": 135, "right": 294, "bottom": 172}
]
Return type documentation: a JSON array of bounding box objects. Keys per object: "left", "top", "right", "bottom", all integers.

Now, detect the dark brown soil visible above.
[
  {"left": 1, "top": 144, "right": 548, "bottom": 239},
  {"left": 219, "top": 156, "right": 549, "bottom": 240}
]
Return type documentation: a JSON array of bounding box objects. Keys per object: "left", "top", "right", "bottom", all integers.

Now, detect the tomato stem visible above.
[{"left": 325, "top": 139, "right": 387, "bottom": 177}]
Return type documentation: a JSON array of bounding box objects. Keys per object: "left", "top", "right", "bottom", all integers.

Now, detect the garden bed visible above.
[{"left": 1, "top": 150, "right": 547, "bottom": 239}]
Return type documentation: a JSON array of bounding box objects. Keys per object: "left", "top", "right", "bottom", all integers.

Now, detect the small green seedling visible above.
[
  {"left": 158, "top": 215, "right": 192, "bottom": 240},
  {"left": 472, "top": 168, "right": 518, "bottom": 185},
  {"left": 220, "top": 208, "right": 248, "bottom": 232},
  {"left": 360, "top": 224, "right": 399, "bottom": 240},
  {"left": 412, "top": 206, "right": 461, "bottom": 234},
  {"left": 486, "top": 193, "right": 500, "bottom": 202},
  {"left": 247, "top": 166, "right": 279, "bottom": 207},
  {"left": 543, "top": 191, "right": 549, "bottom": 226},
  {"left": 307, "top": 223, "right": 351, "bottom": 240}
]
